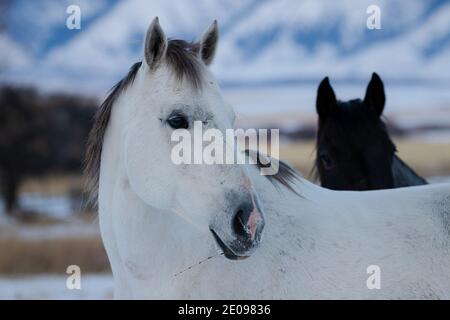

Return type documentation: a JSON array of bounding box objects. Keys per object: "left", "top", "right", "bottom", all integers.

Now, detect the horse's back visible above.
[
  {"left": 343, "top": 183, "right": 450, "bottom": 298},
  {"left": 284, "top": 182, "right": 450, "bottom": 298}
]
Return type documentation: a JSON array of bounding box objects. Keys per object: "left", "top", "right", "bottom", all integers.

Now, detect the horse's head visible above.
[
  {"left": 315, "top": 73, "right": 396, "bottom": 190},
  {"left": 119, "top": 18, "right": 265, "bottom": 259}
]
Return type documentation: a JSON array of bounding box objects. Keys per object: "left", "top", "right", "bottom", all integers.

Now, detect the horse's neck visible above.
[{"left": 391, "top": 154, "right": 427, "bottom": 187}]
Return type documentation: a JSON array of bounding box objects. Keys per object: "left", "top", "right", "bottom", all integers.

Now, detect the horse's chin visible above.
[{"left": 210, "top": 229, "right": 250, "bottom": 260}]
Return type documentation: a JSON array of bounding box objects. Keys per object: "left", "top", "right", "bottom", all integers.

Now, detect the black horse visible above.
[
  {"left": 0, "top": 86, "right": 95, "bottom": 215},
  {"left": 315, "top": 73, "right": 427, "bottom": 190}
]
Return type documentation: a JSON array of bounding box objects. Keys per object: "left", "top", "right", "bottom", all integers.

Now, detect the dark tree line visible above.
[{"left": 0, "top": 86, "right": 96, "bottom": 215}]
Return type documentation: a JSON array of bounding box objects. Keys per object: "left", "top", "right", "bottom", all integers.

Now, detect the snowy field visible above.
[
  {"left": 427, "top": 175, "right": 450, "bottom": 184},
  {"left": 0, "top": 274, "right": 113, "bottom": 300}
]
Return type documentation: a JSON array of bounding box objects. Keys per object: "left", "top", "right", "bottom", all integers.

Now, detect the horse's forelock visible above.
[{"left": 166, "top": 39, "right": 203, "bottom": 89}]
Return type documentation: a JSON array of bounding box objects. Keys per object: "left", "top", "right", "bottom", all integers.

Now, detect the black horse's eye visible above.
[
  {"left": 167, "top": 114, "right": 189, "bottom": 129},
  {"left": 320, "top": 153, "right": 334, "bottom": 170}
]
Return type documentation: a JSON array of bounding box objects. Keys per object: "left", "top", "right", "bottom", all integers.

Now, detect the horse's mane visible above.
[
  {"left": 85, "top": 40, "right": 204, "bottom": 204},
  {"left": 245, "top": 150, "right": 303, "bottom": 197},
  {"left": 84, "top": 61, "right": 141, "bottom": 204}
]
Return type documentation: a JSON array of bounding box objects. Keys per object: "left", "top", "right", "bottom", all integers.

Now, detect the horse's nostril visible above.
[{"left": 233, "top": 208, "right": 249, "bottom": 238}]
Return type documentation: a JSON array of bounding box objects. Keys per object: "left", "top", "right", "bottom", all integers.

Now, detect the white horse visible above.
[{"left": 86, "top": 18, "right": 450, "bottom": 299}]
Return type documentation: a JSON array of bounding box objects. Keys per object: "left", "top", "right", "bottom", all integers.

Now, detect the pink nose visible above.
[
  {"left": 247, "top": 209, "right": 263, "bottom": 240},
  {"left": 233, "top": 202, "right": 263, "bottom": 241}
]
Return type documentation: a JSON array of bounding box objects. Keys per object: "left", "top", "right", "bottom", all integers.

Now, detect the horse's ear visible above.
[
  {"left": 199, "top": 20, "right": 219, "bottom": 66},
  {"left": 144, "top": 17, "right": 168, "bottom": 70},
  {"left": 316, "top": 77, "right": 337, "bottom": 119},
  {"left": 364, "top": 72, "right": 385, "bottom": 116}
]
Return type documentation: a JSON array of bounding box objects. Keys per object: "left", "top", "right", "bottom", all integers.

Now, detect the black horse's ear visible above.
[
  {"left": 364, "top": 73, "right": 385, "bottom": 116},
  {"left": 316, "top": 77, "right": 337, "bottom": 119},
  {"left": 144, "top": 17, "right": 168, "bottom": 70}
]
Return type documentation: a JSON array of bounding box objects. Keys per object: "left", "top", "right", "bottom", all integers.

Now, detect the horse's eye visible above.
[
  {"left": 167, "top": 114, "right": 189, "bottom": 129},
  {"left": 320, "top": 153, "right": 334, "bottom": 170}
]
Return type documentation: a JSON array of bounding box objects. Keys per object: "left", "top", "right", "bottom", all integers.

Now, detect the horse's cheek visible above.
[{"left": 123, "top": 126, "right": 174, "bottom": 209}]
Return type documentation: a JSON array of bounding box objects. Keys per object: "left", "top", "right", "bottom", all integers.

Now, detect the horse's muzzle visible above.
[{"left": 210, "top": 199, "right": 265, "bottom": 260}]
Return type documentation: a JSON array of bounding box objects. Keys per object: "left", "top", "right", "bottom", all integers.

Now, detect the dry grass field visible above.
[
  {"left": 0, "top": 236, "right": 109, "bottom": 275},
  {"left": 280, "top": 138, "right": 450, "bottom": 180},
  {"left": 20, "top": 174, "right": 87, "bottom": 195}
]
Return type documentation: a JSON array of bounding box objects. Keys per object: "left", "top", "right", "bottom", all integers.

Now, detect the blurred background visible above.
[{"left": 0, "top": 0, "right": 449, "bottom": 299}]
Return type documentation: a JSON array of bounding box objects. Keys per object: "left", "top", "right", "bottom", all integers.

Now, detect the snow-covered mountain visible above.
[{"left": 1, "top": 0, "right": 450, "bottom": 95}]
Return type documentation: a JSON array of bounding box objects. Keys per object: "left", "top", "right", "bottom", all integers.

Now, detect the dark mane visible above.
[
  {"left": 84, "top": 61, "right": 141, "bottom": 203},
  {"left": 265, "top": 160, "right": 303, "bottom": 197},
  {"left": 85, "top": 40, "right": 204, "bottom": 203},
  {"left": 245, "top": 150, "right": 303, "bottom": 197}
]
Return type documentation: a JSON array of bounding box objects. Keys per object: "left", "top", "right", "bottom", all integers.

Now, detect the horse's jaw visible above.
[{"left": 100, "top": 178, "right": 218, "bottom": 298}]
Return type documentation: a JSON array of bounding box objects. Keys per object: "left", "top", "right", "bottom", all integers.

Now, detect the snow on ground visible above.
[
  {"left": 0, "top": 219, "right": 101, "bottom": 240},
  {"left": 0, "top": 193, "right": 83, "bottom": 220},
  {"left": 19, "top": 193, "right": 77, "bottom": 219},
  {"left": 427, "top": 175, "right": 450, "bottom": 184},
  {"left": 0, "top": 274, "right": 113, "bottom": 300}
]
